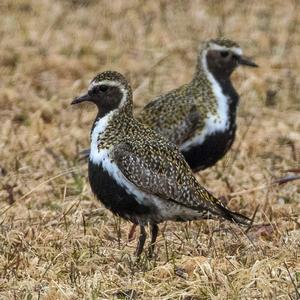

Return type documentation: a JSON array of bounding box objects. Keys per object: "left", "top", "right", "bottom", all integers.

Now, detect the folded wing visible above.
[{"left": 112, "top": 140, "right": 250, "bottom": 225}]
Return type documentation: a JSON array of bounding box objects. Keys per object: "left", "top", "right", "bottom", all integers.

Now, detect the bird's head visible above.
[
  {"left": 200, "top": 38, "right": 258, "bottom": 78},
  {"left": 71, "top": 71, "right": 132, "bottom": 116}
]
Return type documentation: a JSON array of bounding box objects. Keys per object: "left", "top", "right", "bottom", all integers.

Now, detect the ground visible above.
[{"left": 0, "top": 0, "right": 299, "bottom": 299}]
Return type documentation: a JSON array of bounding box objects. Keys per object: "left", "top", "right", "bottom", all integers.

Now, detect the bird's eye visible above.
[
  {"left": 98, "top": 85, "right": 108, "bottom": 92},
  {"left": 220, "top": 51, "right": 229, "bottom": 58}
]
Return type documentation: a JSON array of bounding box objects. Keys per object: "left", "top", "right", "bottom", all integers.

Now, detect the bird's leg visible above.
[
  {"left": 148, "top": 224, "right": 159, "bottom": 257},
  {"left": 128, "top": 224, "right": 137, "bottom": 242},
  {"left": 135, "top": 226, "right": 146, "bottom": 256}
]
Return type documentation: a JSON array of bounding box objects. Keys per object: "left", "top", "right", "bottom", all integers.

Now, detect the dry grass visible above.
[{"left": 0, "top": 0, "right": 300, "bottom": 299}]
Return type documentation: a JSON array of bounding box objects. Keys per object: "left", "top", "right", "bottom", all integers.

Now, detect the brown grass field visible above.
[{"left": 0, "top": 0, "right": 300, "bottom": 299}]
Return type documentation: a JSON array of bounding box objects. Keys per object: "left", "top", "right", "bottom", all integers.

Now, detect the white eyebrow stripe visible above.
[
  {"left": 88, "top": 80, "right": 123, "bottom": 91},
  {"left": 209, "top": 43, "right": 243, "bottom": 56}
]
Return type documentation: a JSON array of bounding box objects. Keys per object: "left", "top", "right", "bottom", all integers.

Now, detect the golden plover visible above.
[{"left": 72, "top": 71, "right": 251, "bottom": 256}]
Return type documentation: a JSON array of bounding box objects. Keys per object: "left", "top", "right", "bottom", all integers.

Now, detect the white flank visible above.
[
  {"left": 180, "top": 50, "right": 230, "bottom": 152},
  {"left": 89, "top": 110, "right": 116, "bottom": 165}
]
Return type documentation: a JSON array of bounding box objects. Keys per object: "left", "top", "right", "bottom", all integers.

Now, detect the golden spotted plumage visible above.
[{"left": 98, "top": 110, "right": 224, "bottom": 212}]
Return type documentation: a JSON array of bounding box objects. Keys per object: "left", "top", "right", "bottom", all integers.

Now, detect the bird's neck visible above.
[
  {"left": 90, "top": 103, "right": 133, "bottom": 152},
  {"left": 193, "top": 52, "right": 239, "bottom": 114},
  {"left": 96, "top": 99, "right": 133, "bottom": 119}
]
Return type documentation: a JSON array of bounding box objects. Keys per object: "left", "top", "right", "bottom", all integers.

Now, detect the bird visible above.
[
  {"left": 71, "top": 70, "right": 251, "bottom": 256},
  {"left": 80, "top": 39, "right": 257, "bottom": 172}
]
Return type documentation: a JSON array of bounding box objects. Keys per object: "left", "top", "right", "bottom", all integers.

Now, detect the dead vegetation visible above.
[{"left": 0, "top": 0, "right": 299, "bottom": 299}]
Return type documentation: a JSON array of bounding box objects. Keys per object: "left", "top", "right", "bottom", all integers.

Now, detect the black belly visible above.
[
  {"left": 181, "top": 128, "right": 235, "bottom": 172},
  {"left": 88, "top": 161, "right": 153, "bottom": 224}
]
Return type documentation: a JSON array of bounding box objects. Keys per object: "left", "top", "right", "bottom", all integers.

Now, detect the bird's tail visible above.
[
  {"left": 198, "top": 186, "right": 253, "bottom": 226},
  {"left": 216, "top": 202, "right": 252, "bottom": 226},
  {"left": 198, "top": 187, "right": 253, "bottom": 226}
]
